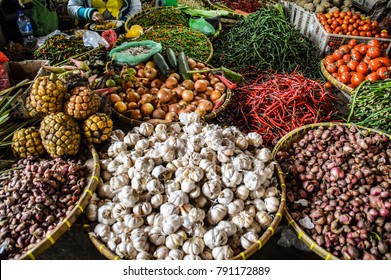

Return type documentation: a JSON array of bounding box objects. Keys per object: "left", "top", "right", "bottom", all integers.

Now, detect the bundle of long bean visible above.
[
  {"left": 241, "top": 72, "right": 337, "bottom": 145},
  {"left": 212, "top": 5, "right": 321, "bottom": 79},
  {"left": 348, "top": 80, "right": 391, "bottom": 133}
]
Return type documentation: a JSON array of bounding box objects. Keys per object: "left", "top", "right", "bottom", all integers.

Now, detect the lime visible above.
[{"left": 105, "top": 79, "right": 116, "bottom": 88}]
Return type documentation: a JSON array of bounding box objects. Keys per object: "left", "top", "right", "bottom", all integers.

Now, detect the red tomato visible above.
[
  {"left": 347, "top": 60, "right": 359, "bottom": 71},
  {"left": 348, "top": 39, "right": 358, "bottom": 48},
  {"left": 336, "top": 59, "right": 346, "bottom": 67},
  {"left": 342, "top": 54, "right": 351, "bottom": 63},
  {"left": 367, "top": 47, "right": 382, "bottom": 59},
  {"left": 351, "top": 49, "right": 362, "bottom": 61},
  {"left": 324, "top": 55, "right": 335, "bottom": 66},
  {"left": 332, "top": 50, "right": 344, "bottom": 60},
  {"left": 378, "top": 57, "right": 391, "bottom": 67},
  {"left": 324, "top": 81, "right": 333, "bottom": 89},
  {"left": 377, "top": 67, "right": 390, "bottom": 80},
  {"left": 357, "top": 44, "right": 369, "bottom": 55},
  {"left": 351, "top": 72, "right": 365, "bottom": 88},
  {"left": 326, "top": 63, "right": 338, "bottom": 73},
  {"left": 368, "top": 58, "right": 383, "bottom": 72},
  {"left": 366, "top": 72, "right": 380, "bottom": 82},
  {"left": 338, "top": 65, "right": 350, "bottom": 74},
  {"left": 356, "top": 62, "right": 369, "bottom": 75},
  {"left": 339, "top": 45, "right": 351, "bottom": 55},
  {"left": 380, "top": 30, "right": 389, "bottom": 39},
  {"left": 339, "top": 72, "right": 352, "bottom": 84}
]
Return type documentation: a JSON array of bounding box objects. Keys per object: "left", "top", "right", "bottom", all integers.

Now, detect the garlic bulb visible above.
[
  {"left": 100, "top": 158, "right": 111, "bottom": 171},
  {"left": 207, "top": 204, "right": 227, "bottom": 225},
  {"left": 246, "top": 132, "right": 263, "bottom": 148},
  {"left": 168, "top": 190, "right": 189, "bottom": 207},
  {"left": 189, "top": 186, "right": 201, "bottom": 199},
  {"left": 124, "top": 214, "right": 144, "bottom": 230},
  {"left": 264, "top": 186, "right": 279, "bottom": 198},
  {"left": 101, "top": 170, "right": 112, "bottom": 182},
  {"left": 186, "top": 166, "right": 204, "bottom": 182},
  {"left": 250, "top": 187, "right": 266, "bottom": 199},
  {"left": 112, "top": 203, "right": 129, "bottom": 221},
  {"left": 94, "top": 223, "right": 111, "bottom": 243},
  {"left": 134, "top": 139, "right": 150, "bottom": 151},
  {"left": 188, "top": 208, "right": 205, "bottom": 222},
  {"left": 264, "top": 196, "right": 280, "bottom": 213},
  {"left": 191, "top": 223, "right": 207, "bottom": 238},
  {"left": 232, "top": 154, "right": 253, "bottom": 171},
  {"left": 135, "top": 122, "right": 154, "bottom": 137},
  {"left": 235, "top": 136, "right": 249, "bottom": 150},
  {"left": 181, "top": 215, "right": 195, "bottom": 232},
  {"left": 199, "top": 159, "right": 216, "bottom": 173},
  {"left": 136, "top": 251, "right": 153, "bottom": 260},
  {"left": 232, "top": 211, "right": 254, "bottom": 229},
  {"left": 165, "top": 232, "right": 185, "bottom": 250},
  {"left": 146, "top": 178, "right": 164, "bottom": 195},
  {"left": 228, "top": 233, "right": 241, "bottom": 249},
  {"left": 204, "top": 229, "right": 228, "bottom": 249},
  {"left": 123, "top": 132, "right": 140, "bottom": 147},
  {"left": 164, "top": 180, "right": 181, "bottom": 197},
  {"left": 200, "top": 147, "right": 217, "bottom": 162},
  {"left": 255, "top": 147, "right": 272, "bottom": 162},
  {"left": 110, "top": 174, "right": 129, "bottom": 191},
  {"left": 166, "top": 249, "right": 184, "bottom": 260},
  {"left": 153, "top": 245, "right": 169, "bottom": 260},
  {"left": 134, "top": 157, "right": 154, "bottom": 173},
  {"left": 235, "top": 185, "right": 249, "bottom": 201},
  {"left": 162, "top": 214, "right": 183, "bottom": 235},
  {"left": 148, "top": 227, "right": 166, "bottom": 246},
  {"left": 116, "top": 241, "right": 137, "bottom": 259},
  {"left": 185, "top": 152, "right": 202, "bottom": 167},
  {"left": 133, "top": 202, "right": 153, "bottom": 216},
  {"left": 151, "top": 165, "right": 171, "bottom": 180},
  {"left": 243, "top": 171, "right": 262, "bottom": 191},
  {"left": 245, "top": 205, "right": 257, "bottom": 218},
  {"left": 183, "top": 237, "right": 205, "bottom": 255},
  {"left": 117, "top": 185, "right": 139, "bottom": 207},
  {"left": 227, "top": 199, "right": 245, "bottom": 216},
  {"left": 253, "top": 198, "right": 267, "bottom": 211},
  {"left": 132, "top": 235, "right": 149, "bottom": 252},
  {"left": 160, "top": 202, "right": 179, "bottom": 217},
  {"left": 217, "top": 188, "right": 234, "bottom": 205},
  {"left": 107, "top": 235, "right": 121, "bottom": 252},
  {"left": 97, "top": 204, "right": 116, "bottom": 225},
  {"left": 108, "top": 141, "right": 127, "bottom": 157},
  {"left": 199, "top": 248, "right": 213, "bottom": 260},
  {"left": 202, "top": 179, "right": 221, "bottom": 200},
  {"left": 107, "top": 159, "right": 120, "bottom": 173},
  {"left": 111, "top": 129, "right": 125, "bottom": 141},
  {"left": 184, "top": 122, "right": 202, "bottom": 135},
  {"left": 150, "top": 194, "right": 165, "bottom": 209},
  {"left": 221, "top": 163, "right": 243, "bottom": 187},
  {"left": 184, "top": 254, "right": 202, "bottom": 260},
  {"left": 240, "top": 232, "right": 259, "bottom": 250},
  {"left": 180, "top": 178, "right": 197, "bottom": 193},
  {"left": 111, "top": 221, "right": 126, "bottom": 235},
  {"left": 167, "top": 122, "right": 182, "bottom": 134},
  {"left": 146, "top": 213, "right": 164, "bottom": 227},
  {"left": 215, "top": 220, "right": 237, "bottom": 237},
  {"left": 86, "top": 203, "right": 97, "bottom": 221},
  {"left": 212, "top": 245, "right": 234, "bottom": 260},
  {"left": 247, "top": 221, "right": 262, "bottom": 233}
]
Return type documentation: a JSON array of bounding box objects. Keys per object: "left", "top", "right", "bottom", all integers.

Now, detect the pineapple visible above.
[
  {"left": 29, "top": 74, "right": 66, "bottom": 115},
  {"left": 83, "top": 113, "right": 113, "bottom": 144},
  {"left": 64, "top": 86, "right": 101, "bottom": 120},
  {"left": 39, "top": 112, "right": 81, "bottom": 158},
  {"left": 11, "top": 127, "right": 45, "bottom": 158}
]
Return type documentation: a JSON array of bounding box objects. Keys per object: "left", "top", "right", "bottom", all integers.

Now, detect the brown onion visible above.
[
  {"left": 182, "top": 80, "right": 195, "bottom": 90},
  {"left": 145, "top": 67, "right": 158, "bottom": 80},
  {"left": 210, "top": 90, "right": 222, "bottom": 102},
  {"left": 109, "top": 93, "right": 122, "bottom": 104},
  {"left": 165, "top": 111, "right": 179, "bottom": 122},
  {"left": 130, "top": 109, "right": 142, "bottom": 120},
  {"left": 152, "top": 108, "right": 166, "bottom": 119},
  {"left": 178, "top": 108, "right": 191, "bottom": 116},
  {"left": 141, "top": 103, "right": 154, "bottom": 115},
  {"left": 168, "top": 103, "right": 181, "bottom": 114},
  {"left": 169, "top": 73, "right": 180, "bottom": 80},
  {"left": 174, "top": 86, "right": 185, "bottom": 98},
  {"left": 137, "top": 68, "right": 145, "bottom": 78},
  {"left": 114, "top": 101, "right": 127, "bottom": 113},
  {"left": 157, "top": 88, "right": 173, "bottom": 104},
  {"left": 182, "top": 90, "right": 194, "bottom": 102},
  {"left": 145, "top": 61, "right": 156, "bottom": 69},
  {"left": 196, "top": 62, "right": 206, "bottom": 69},
  {"left": 187, "top": 104, "right": 197, "bottom": 111},
  {"left": 150, "top": 87, "right": 159, "bottom": 95},
  {"left": 140, "top": 93, "right": 154, "bottom": 104},
  {"left": 126, "top": 91, "right": 141, "bottom": 103},
  {"left": 187, "top": 58, "right": 197, "bottom": 69},
  {"left": 214, "top": 82, "right": 226, "bottom": 93},
  {"left": 194, "top": 80, "right": 208, "bottom": 93},
  {"left": 178, "top": 100, "right": 188, "bottom": 107},
  {"left": 209, "top": 77, "right": 220, "bottom": 86},
  {"left": 127, "top": 102, "right": 139, "bottom": 110},
  {"left": 151, "top": 79, "right": 164, "bottom": 88},
  {"left": 198, "top": 100, "right": 213, "bottom": 112},
  {"left": 165, "top": 77, "right": 178, "bottom": 89}
]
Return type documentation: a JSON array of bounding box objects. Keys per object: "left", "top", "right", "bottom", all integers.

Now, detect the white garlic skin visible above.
[
  {"left": 182, "top": 237, "right": 205, "bottom": 255},
  {"left": 162, "top": 214, "right": 182, "bottom": 235},
  {"left": 204, "top": 229, "right": 228, "bottom": 249},
  {"left": 240, "top": 232, "right": 259, "bottom": 250},
  {"left": 264, "top": 196, "right": 280, "bottom": 213},
  {"left": 212, "top": 245, "right": 234, "bottom": 260}
]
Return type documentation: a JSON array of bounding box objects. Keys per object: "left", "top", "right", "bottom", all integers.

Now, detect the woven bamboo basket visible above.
[
  {"left": 320, "top": 59, "right": 354, "bottom": 99},
  {"left": 17, "top": 144, "right": 101, "bottom": 260},
  {"left": 272, "top": 122, "right": 391, "bottom": 260},
  {"left": 141, "top": 0, "right": 211, "bottom": 10},
  {"left": 82, "top": 160, "right": 286, "bottom": 260}
]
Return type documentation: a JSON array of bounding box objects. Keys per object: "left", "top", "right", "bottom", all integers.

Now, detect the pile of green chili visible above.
[
  {"left": 126, "top": 7, "right": 189, "bottom": 28},
  {"left": 34, "top": 35, "right": 91, "bottom": 65},
  {"left": 348, "top": 80, "right": 391, "bottom": 133},
  {"left": 119, "top": 26, "right": 212, "bottom": 62},
  {"left": 212, "top": 4, "right": 321, "bottom": 79}
]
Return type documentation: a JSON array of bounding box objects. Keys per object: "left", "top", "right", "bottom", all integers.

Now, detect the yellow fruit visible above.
[
  {"left": 126, "top": 25, "right": 143, "bottom": 38},
  {"left": 131, "top": 25, "right": 143, "bottom": 33}
]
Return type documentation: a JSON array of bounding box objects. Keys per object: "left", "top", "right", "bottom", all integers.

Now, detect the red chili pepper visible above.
[{"left": 215, "top": 74, "right": 237, "bottom": 90}]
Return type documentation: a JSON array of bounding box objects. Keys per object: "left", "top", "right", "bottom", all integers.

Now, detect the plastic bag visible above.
[
  {"left": 0, "top": 52, "right": 10, "bottom": 91},
  {"left": 189, "top": 17, "right": 216, "bottom": 37},
  {"left": 109, "top": 40, "right": 162, "bottom": 66},
  {"left": 102, "top": 30, "right": 117, "bottom": 50},
  {"left": 83, "top": 31, "right": 110, "bottom": 49}
]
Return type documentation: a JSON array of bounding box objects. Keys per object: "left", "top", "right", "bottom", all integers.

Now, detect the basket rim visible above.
[
  {"left": 271, "top": 122, "right": 391, "bottom": 261},
  {"left": 82, "top": 160, "right": 286, "bottom": 260},
  {"left": 320, "top": 59, "right": 354, "bottom": 98},
  {"left": 18, "top": 144, "right": 101, "bottom": 260}
]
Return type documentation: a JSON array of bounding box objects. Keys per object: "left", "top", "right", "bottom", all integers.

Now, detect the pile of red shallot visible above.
[{"left": 276, "top": 125, "right": 390, "bottom": 260}]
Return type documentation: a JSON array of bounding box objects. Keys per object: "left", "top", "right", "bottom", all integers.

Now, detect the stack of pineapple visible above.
[{"left": 12, "top": 73, "right": 113, "bottom": 159}]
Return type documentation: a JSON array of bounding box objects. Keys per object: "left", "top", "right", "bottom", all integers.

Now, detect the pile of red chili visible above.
[
  {"left": 210, "top": 0, "right": 264, "bottom": 13},
  {"left": 239, "top": 72, "right": 338, "bottom": 145}
]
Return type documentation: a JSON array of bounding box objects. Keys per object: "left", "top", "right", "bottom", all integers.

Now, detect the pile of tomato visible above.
[
  {"left": 324, "top": 39, "right": 391, "bottom": 88},
  {"left": 317, "top": 11, "right": 389, "bottom": 40}
]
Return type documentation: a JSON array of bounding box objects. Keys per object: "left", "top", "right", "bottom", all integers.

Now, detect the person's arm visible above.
[
  {"left": 122, "top": 0, "right": 141, "bottom": 21},
  {"left": 67, "top": 0, "right": 97, "bottom": 21}
]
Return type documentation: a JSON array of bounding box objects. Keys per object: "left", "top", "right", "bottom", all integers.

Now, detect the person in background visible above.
[{"left": 67, "top": 0, "right": 141, "bottom": 24}]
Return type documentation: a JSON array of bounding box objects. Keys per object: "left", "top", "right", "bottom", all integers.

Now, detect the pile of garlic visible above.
[{"left": 86, "top": 113, "right": 281, "bottom": 260}]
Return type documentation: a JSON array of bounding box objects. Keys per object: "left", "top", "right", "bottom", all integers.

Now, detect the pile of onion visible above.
[{"left": 108, "top": 58, "right": 227, "bottom": 122}]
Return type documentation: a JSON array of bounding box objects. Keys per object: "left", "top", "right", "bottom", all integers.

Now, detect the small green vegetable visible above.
[
  {"left": 153, "top": 53, "right": 171, "bottom": 78},
  {"left": 178, "top": 50, "right": 191, "bottom": 81},
  {"left": 165, "top": 48, "right": 178, "bottom": 70}
]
